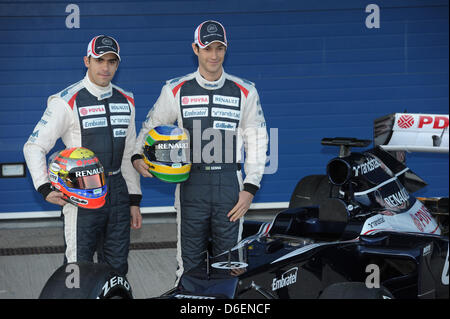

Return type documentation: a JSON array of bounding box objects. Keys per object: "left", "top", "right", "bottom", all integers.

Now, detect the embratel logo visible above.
[
  {"left": 82, "top": 117, "right": 108, "bottom": 129},
  {"left": 272, "top": 267, "right": 298, "bottom": 291},
  {"left": 397, "top": 114, "right": 415, "bottom": 129},
  {"left": 183, "top": 107, "right": 208, "bottom": 118},
  {"left": 213, "top": 120, "right": 236, "bottom": 131}
]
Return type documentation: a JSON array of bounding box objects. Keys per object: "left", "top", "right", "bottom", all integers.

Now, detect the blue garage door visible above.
[{"left": 0, "top": 0, "right": 448, "bottom": 217}]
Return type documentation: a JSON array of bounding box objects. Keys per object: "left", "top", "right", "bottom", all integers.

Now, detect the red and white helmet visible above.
[{"left": 48, "top": 147, "right": 107, "bottom": 209}]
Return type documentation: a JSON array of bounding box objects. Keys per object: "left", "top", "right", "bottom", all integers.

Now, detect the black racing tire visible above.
[
  {"left": 319, "top": 282, "right": 394, "bottom": 299},
  {"left": 39, "top": 262, "right": 133, "bottom": 299},
  {"left": 289, "top": 175, "right": 338, "bottom": 208}
]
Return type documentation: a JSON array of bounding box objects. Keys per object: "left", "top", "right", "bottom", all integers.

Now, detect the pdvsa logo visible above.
[
  {"left": 397, "top": 114, "right": 449, "bottom": 130},
  {"left": 397, "top": 115, "right": 414, "bottom": 128},
  {"left": 79, "top": 105, "right": 106, "bottom": 117},
  {"left": 181, "top": 95, "right": 209, "bottom": 106}
]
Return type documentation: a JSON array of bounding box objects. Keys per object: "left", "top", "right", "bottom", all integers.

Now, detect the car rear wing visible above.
[{"left": 374, "top": 113, "right": 449, "bottom": 154}]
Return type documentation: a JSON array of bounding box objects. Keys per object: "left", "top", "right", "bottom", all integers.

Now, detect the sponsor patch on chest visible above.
[
  {"left": 183, "top": 107, "right": 209, "bottom": 118},
  {"left": 82, "top": 117, "right": 108, "bottom": 129},
  {"left": 113, "top": 128, "right": 127, "bottom": 137},
  {"left": 181, "top": 95, "right": 209, "bottom": 106},
  {"left": 211, "top": 107, "right": 240, "bottom": 120},
  {"left": 109, "top": 103, "right": 130, "bottom": 113},
  {"left": 110, "top": 115, "right": 130, "bottom": 126},
  {"left": 213, "top": 120, "right": 237, "bottom": 131},
  {"left": 78, "top": 105, "right": 106, "bottom": 117},
  {"left": 213, "top": 95, "right": 240, "bottom": 107}
]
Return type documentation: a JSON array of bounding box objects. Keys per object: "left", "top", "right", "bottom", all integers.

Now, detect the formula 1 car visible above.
[{"left": 39, "top": 113, "right": 449, "bottom": 299}]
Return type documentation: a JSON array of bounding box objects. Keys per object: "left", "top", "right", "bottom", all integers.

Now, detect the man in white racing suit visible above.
[
  {"left": 23, "top": 35, "right": 142, "bottom": 275},
  {"left": 132, "top": 20, "right": 268, "bottom": 279}
]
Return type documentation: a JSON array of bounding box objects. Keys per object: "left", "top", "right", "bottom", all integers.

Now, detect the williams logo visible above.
[{"left": 272, "top": 267, "right": 298, "bottom": 291}]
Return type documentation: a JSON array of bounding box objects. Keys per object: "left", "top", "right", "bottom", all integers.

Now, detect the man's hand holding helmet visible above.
[
  {"left": 132, "top": 158, "right": 154, "bottom": 178},
  {"left": 45, "top": 190, "right": 68, "bottom": 207},
  {"left": 135, "top": 125, "right": 191, "bottom": 183}
]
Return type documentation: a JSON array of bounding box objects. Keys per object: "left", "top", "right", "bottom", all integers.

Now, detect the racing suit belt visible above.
[{"left": 190, "top": 163, "right": 241, "bottom": 172}]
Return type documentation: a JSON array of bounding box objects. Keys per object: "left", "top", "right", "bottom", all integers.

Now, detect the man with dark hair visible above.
[
  {"left": 24, "top": 35, "right": 142, "bottom": 275},
  {"left": 133, "top": 21, "right": 268, "bottom": 280}
]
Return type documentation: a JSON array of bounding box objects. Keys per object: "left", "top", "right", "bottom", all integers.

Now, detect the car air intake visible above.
[{"left": 327, "top": 158, "right": 351, "bottom": 185}]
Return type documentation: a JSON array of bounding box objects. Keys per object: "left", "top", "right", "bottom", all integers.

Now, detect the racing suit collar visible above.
[
  {"left": 82, "top": 72, "right": 113, "bottom": 100},
  {"left": 195, "top": 68, "right": 225, "bottom": 90}
]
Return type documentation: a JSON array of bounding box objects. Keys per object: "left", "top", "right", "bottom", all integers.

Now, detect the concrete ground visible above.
[{"left": 0, "top": 211, "right": 277, "bottom": 299}]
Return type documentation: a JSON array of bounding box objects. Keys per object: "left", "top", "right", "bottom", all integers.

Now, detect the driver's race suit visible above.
[
  {"left": 133, "top": 69, "right": 268, "bottom": 278},
  {"left": 23, "top": 73, "right": 141, "bottom": 275}
]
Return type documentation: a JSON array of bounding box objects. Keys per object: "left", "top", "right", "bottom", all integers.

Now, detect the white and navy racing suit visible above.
[
  {"left": 23, "top": 73, "right": 141, "bottom": 275},
  {"left": 133, "top": 69, "right": 268, "bottom": 278}
]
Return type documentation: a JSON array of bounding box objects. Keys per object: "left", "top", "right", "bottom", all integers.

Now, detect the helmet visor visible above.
[
  {"left": 67, "top": 171, "right": 106, "bottom": 189},
  {"left": 145, "top": 142, "right": 189, "bottom": 163}
]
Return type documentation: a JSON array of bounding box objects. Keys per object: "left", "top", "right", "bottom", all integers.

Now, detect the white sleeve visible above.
[
  {"left": 134, "top": 84, "right": 179, "bottom": 155},
  {"left": 23, "top": 97, "right": 72, "bottom": 190},
  {"left": 240, "top": 88, "right": 268, "bottom": 189},
  {"left": 120, "top": 95, "right": 142, "bottom": 196}
]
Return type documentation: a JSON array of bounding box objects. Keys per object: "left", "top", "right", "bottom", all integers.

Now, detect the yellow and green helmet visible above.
[{"left": 143, "top": 125, "right": 191, "bottom": 183}]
